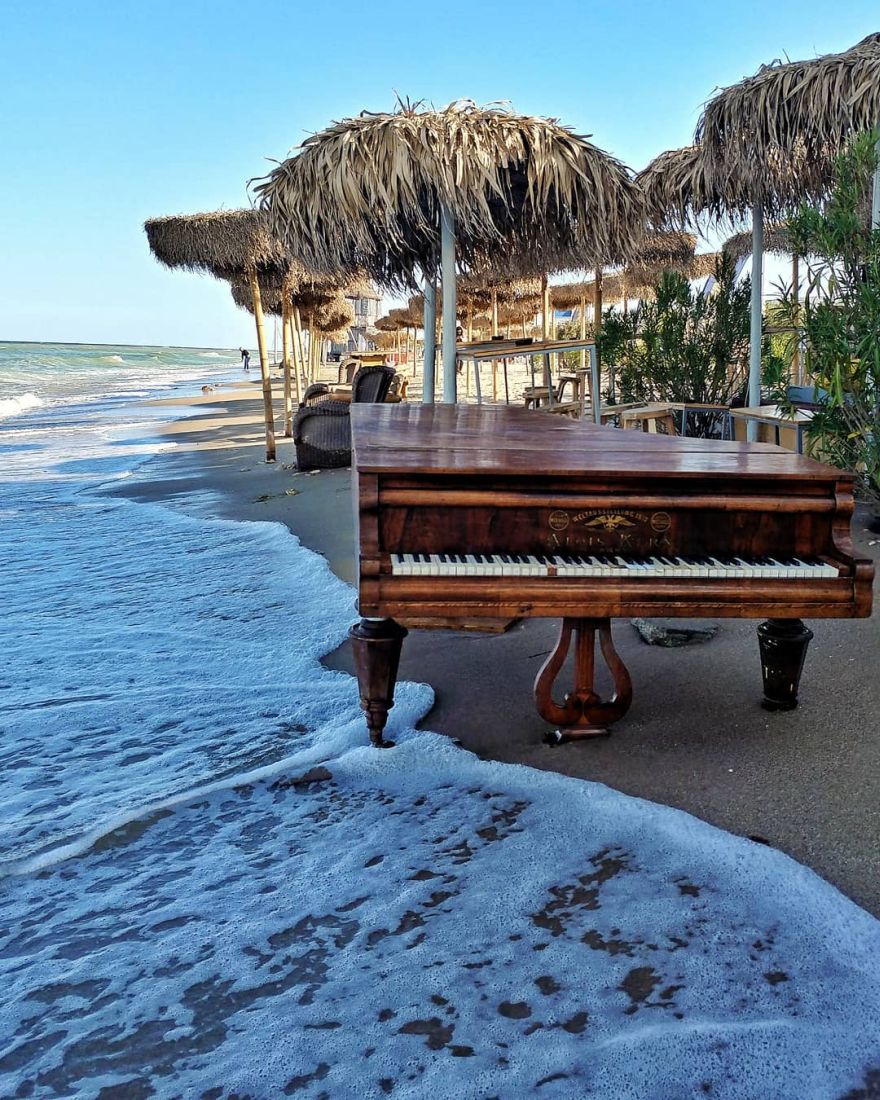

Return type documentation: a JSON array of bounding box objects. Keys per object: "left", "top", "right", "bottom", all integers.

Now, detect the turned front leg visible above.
[
  {"left": 757, "top": 618, "right": 813, "bottom": 711},
  {"left": 349, "top": 617, "right": 408, "bottom": 748}
]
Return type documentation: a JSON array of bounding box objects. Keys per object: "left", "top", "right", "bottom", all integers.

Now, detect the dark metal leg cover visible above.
[
  {"left": 757, "top": 618, "right": 813, "bottom": 711},
  {"left": 349, "top": 618, "right": 408, "bottom": 747}
]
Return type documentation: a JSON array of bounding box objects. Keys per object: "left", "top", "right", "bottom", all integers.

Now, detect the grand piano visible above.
[{"left": 348, "top": 404, "right": 873, "bottom": 747}]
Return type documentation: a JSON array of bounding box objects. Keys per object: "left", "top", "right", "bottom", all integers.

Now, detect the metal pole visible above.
[
  {"left": 872, "top": 131, "right": 880, "bottom": 230},
  {"left": 590, "top": 345, "right": 601, "bottom": 424},
  {"left": 440, "top": 204, "right": 457, "bottom": 403},
  {"left": 748, "top": 200, "right": 764, "bottom": 441},
  {"left": 422, "top": 276, "right": 436, "bottom": 405}
]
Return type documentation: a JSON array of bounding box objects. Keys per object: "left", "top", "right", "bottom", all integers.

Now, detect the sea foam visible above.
[
  {"left": 0, "top": 488, "right": 878, "bottom": 1097},
  {"left": 0, "top": 392, "right": 42, "bottom": 420}
]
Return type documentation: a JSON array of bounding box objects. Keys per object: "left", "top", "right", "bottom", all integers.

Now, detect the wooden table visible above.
[
  {"left": 729, "top": 405, "right": 813, "bottom": 454},
  {"left": 599, "top": 401, "right": 732, "bottom": 438},
  {"left": 456, "top": 338, "right": 600, "bottom": 418}
]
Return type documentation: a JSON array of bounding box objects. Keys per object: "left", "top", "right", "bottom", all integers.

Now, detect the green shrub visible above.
[{"left": 598, "top": 255, "right": 751, "bottom": 436}]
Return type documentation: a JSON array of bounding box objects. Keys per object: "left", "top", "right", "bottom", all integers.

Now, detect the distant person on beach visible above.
[{"left": 240, "top": 348, "right": 250, "bottom": 371}]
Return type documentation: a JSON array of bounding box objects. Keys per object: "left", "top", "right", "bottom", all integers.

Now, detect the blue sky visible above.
[{"left": 1, "top": 0, "right": 877, "bottom": 348}]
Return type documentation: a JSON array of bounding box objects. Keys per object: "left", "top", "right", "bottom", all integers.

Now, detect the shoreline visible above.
[{"left": 118, "top": 382, "right": 880, "bottom": 916}]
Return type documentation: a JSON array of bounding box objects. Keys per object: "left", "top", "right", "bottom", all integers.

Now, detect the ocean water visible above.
[{"left": 0, "top": 342, "right": 879, "bottom": 1098}]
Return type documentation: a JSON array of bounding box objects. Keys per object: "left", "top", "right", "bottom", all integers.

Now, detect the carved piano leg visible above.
[
  {"left": 757, "top": 618, "right": 814, "bottom": 711},
  {"left": 349, "top": 617, "right": 408, "bottom": 748},
  {"left": 534, "top": 617, "right": 633, "bottom": 743}
]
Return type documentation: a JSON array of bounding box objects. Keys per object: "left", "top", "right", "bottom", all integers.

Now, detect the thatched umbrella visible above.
[
  {"left": 690, "top": 34, "right": 880, "bottom": 419},
  {"left": 722, "top": 224, "right": 794, "bottom": 259},
  {"left": 145, "top": 209, "right": 289, "bottom": 461},
  {"left": 637, "top": 145, "right": 796, "bottom": 422},
  {"left": 696, "top": 33, "right": 880, "bottom": 223},
  {"left": 254, "top": 100, "right": 645, "bottom": 405},
  {"left": 228, "top": 266, "right": 307, "bottom": 431}
]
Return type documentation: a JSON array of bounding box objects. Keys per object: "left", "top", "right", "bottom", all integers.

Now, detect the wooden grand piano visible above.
[{"left": 349, "top": 404, "right": 873, "bottom": 747}]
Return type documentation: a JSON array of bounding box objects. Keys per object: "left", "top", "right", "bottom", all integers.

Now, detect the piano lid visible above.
[{"left": 351, "top": 404, "right": 849, "bottom": 482}]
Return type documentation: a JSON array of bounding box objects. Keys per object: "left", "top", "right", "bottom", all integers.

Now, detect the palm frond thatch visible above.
[
  {"left": 722, "top": 225, "right": 795, "bottom": 259},
  {"left": 229, "top": 272, "right": 283, "bottom": 316},
  {"left": 635, "top": 231, "right": 697, "bottom": 265},
  {"left": 144, "top": 209, "right": 292, "bottom": 277},
  {"left": 253, "top": 100, "right": 646, "bottom": 291},
  {"left": 636, "top": 146, "right": 754, "bottom": 227},
  {"left": 690, "top": 251, "right": 723, "bottom": 279},
  {"left": 696, "top": 34, "right": 880, "bottom": 205},
  {"left": 550, "top": 280, "right": 593, "bottom": 309},
  {"left": 313, "top": 297, "right": 356, "bottom": 337}
]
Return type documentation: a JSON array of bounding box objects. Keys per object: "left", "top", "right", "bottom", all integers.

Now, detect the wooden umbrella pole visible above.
[
  {"left": 288, "top": 311, "right": 302, "bottom": 407},
  {"left": 310, "top": 318, "right": 319, "bottom": 384},
  {"left": 281, "top": 297, "right": 293, "bottom": 437},
  {"left": 491, "top": 289, "right": 499, "bottom": 402},
  {"left": 579, "top": 295, "right": 587, "bottom": 373},
  {"left": 422, "top": 276, "right": 436, "bottom": 405},
  {"left": 247, "top": 270, "right": 276, "bottom": 462},
  {"left": 293, "top": 307, "right": 306, "bottom": 394},
  {"left": 540, "top": 274, "right": 553, "bottom": 405}
]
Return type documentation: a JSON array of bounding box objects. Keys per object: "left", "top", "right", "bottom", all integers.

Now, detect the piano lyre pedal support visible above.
[
  {"left": 349, "top": 617, "right": 408, "bottom": 748},
  {"left": 534, "top": 617, "right": 633, "bottom": 742}
]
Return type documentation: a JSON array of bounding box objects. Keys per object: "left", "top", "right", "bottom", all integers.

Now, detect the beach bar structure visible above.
[{"left": 254, "top": 101, "right": 646, "bottom": 406}]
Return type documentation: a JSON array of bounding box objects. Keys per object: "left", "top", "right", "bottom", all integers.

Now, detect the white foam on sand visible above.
[{"left": 0, "top": 495, "right": 878, "bottom": 1097}]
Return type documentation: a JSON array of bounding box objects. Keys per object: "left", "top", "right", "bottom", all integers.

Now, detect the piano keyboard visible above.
[{"left": 390, "top": 553, "right": 841, "bottom": 580}]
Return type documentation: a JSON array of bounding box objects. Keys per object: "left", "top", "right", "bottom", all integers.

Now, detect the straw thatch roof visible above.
[
  {"left": 696, "top": 34, "right": 880, "bottom": 207},
  {"left": 254, "top": 100, "right": 646, "bottom": 290},
  {"left": 582, "top": 273, "right": 625, "bottom": 304},
  {"left": 625, "top": 251, "right": 723, "bottom": 299},
  {"left": 371, "top": 330, "right": 398, "bottom": 349},
  {"left": 550, "top": 281, "right": 593, "bottom": 309},
  {"left": 636, "top": 146, "right": 755, "bottom": 228},
  {"left": 144, "top": 209, "right": 292, "bottom": 276},
  {"left": 722, "top": 225, "right": 795, "bottom": 259},
  {"left": 374, "top": 314, "right": 402, "bottom": 332},
  {"left": 313, "top": 297, "right": 356, "bottom": 337},
  {"left": 229, "top": 272, "right": 283, "bottom": 316},
  {"left": 635, "top": 231, "right": 696, "bottom": 265},
  {"left": 691, "top": 251, "right": 723, "bottom": 279}
]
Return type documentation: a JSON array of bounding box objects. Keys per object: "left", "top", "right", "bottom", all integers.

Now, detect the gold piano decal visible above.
[{"left": 547, "top": 509, "right": 674, "bottom": 552}]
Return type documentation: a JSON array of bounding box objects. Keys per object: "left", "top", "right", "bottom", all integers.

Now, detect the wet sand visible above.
[{"left": 118, "top": 382, "right": 880, "bottom": 916}]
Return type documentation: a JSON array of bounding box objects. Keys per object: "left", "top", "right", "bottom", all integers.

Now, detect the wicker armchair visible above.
[
  {"left": 350, "top": 364, "right": 396, "bottom": 403},
  {"left": 292, "top": 365, "right": 396, "bottom": 469},
  {"left": 301, "top": 382, "right": 331, "bottom": 406}
]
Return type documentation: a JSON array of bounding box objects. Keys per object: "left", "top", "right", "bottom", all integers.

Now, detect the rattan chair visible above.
[{"left": 293, "top": 365, "right": 396, "bottom": 468}]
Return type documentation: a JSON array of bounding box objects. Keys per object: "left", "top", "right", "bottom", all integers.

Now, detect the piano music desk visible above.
[{"left": 348, "top": 404, "right": 873, "bottom": 748}]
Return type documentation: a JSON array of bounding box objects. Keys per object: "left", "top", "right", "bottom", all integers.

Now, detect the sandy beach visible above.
[{"left": 123, "top": 378, "right": 880, "bottom": 917}]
